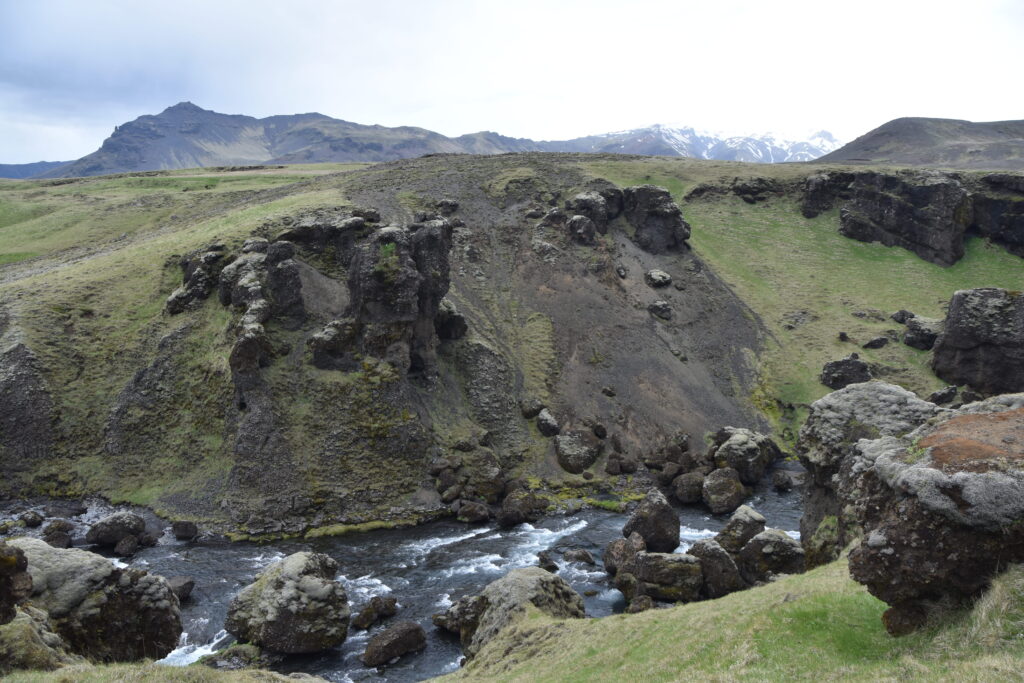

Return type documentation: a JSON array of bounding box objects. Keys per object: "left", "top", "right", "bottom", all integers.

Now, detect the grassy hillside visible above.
[
  {"left": 448, "top": 558, "right": 1024, "bottom": 682},
  {"left": 578, "top": 158, "right": 1024, "bottom": 442}
]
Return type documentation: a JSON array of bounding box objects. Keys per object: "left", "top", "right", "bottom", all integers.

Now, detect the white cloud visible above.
[{"left": 0, "top": 0, "right": 1021, "bottom": 162}]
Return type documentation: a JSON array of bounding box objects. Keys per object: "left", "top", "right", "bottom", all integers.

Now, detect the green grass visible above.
[
  {"left": 577, "top": 158, "right": 1024, "bottom": 442},
  {"left": 449, "top": 559, "right": 1024, "bottom": 682},
  {"left": 5, "top": 663, "right": 303, "bottom": 681},
  {"left": 0, "top": 252, "right": 37, "bottom": 265}
]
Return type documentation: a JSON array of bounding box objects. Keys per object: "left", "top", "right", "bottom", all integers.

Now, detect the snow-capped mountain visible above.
[
  {"left": 540, "top": 125, "right": 843, "bottom": 163},
  {"left": 2, "top": 103, "right": 844, "bottom": 178}
]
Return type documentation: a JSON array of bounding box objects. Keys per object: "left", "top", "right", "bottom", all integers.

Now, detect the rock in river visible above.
[{"left": 225, "top": 551, "right": 350, "bottom": 654}]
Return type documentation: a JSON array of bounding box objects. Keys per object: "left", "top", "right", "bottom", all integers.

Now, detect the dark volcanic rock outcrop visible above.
[
  {"left": 6, "top": 154, "right": 770, "bottom": 538},
  {"left": 845, "top": 394, "right": 1024, "bottom": 634},
  {"left": 0, "top": 335, "right": 54, "bottom": 491},
  {"left": 798, "top": 169, "right": 1024, "bottom": 265},
  {"left": 838, "top": 172, "right": 971, "bottom": 266},
  {"left": 707, "top": 427, "right": 781, "bottom": 485},
  {"left": 226, "top": 551, "right": 350, "bottom": 654},
  {"left": 343, "top": 220, "right": 454, "bottom": 373},
  {"left": 9, "top": 538, "right": 182, "bottom": 661},
  {"left": 165, "top": 244, "right": 227, "bottom": 314},
  {"left": 819, "top": 354, "right": 871, "bottom": 390},
  {"left": 623, "top": 185, "right": 691, "bottom": 254},
  {"left": 931, "top": 288, "right": 1024, "bottom": 394}
]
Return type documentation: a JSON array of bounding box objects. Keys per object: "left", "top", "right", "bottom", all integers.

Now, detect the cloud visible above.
[{"left": 1, "top": 0, "right": 1021, "bottom": 162}]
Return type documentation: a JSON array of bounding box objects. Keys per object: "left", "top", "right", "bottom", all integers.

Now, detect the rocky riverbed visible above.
[{"left": 1, "top": 481, "right": 801, "bottom": 681}]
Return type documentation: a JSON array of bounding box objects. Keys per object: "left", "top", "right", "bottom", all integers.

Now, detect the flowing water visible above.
[{"left": 1, "top": 478, "right": 801, "bottom": 682}]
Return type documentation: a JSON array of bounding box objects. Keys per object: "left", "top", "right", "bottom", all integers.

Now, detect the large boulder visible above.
[
  {"left": 614, "top": 551, "right": 703, "bottom": 603},
  {"left": 621, "top": 489, "right": 680, "bottom": 553},
  {"left": 433, "top": 567, "right": 584, "bottom": 658},
  {"left": 797, "top": 382, "right": 943, "bottom": 567},
  {"left": 496, "top": 490, "right": 547, "bottom": 528},
  {"left": 565, "top": 215, "right": 597, "bottom": 245},
  {"left": 713, "top": 505, "right": 766, "bottom": 556},
  {"left": 688, "top": 538, "right": 746, "bottom": 599},
  {"left": 351, "top": 595, "right": 399, "bottom": 630},
  {"left": 819, "top": 354, "right": 871, "bottom": 390},
  {"left": 845, "top": 394, "right": 1024, "bottom": 634},
  {"left": 671, "top": 470, "right": 705, "bottom": 504},
  {"left": 701, "top": 468, "right": 747, "bottom": 515},
  {"left": 603, "top": 531, "right": 646, "bottom": 576},
  {"left": 623, "top": 185, "right": 691, "bottom": 254},
  {"left": 736, "top": 530, "right": 806, "bottom": 584},
  {"left": 931, "top": 288, "right": 1024, "bottom": 394},
  {"left": 225, "top": 551, "right": 350, "bottom": 654},
  {"left": 361, "top": 620, "right": 426, "bottom": 667},
  {"left": 84, "top": 511, "right": 145, "bottom": 547},
  {"left": 565, "top": 191, "right": 610, "bottom": 232},
  {"left": 554, "top": 432, "right": 601, "bottom": 474},
  {"left": 8, "top": 537, "right": 181, "bottom": 661},
  {"left": 902, "top": 316, "right": 944, "bottom": 351},
  {"left": 708, "top": 427, "right": 782, "bottom": 485}
]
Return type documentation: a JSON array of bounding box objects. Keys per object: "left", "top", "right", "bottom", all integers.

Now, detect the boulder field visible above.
[
  {"left": 818, "top": 286, "right": 1024, "bottom": 397},
  {"left": 607, "top": 493, "right": 805, "bottom": 612}
]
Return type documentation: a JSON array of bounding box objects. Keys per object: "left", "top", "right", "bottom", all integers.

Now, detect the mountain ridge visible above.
[
  {"left": 1, "top": 103, "right": 840, "bottom": 178},
  {"left": 819, "top": 116, "right": 1024, "bottom": 169}
]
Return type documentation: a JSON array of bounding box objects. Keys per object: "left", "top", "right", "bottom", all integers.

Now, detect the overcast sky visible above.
[{"left": 1, "top": 0, "right": 1021, "bottom": 163}]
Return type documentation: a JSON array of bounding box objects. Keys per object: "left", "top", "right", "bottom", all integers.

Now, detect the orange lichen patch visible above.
[{"left": 920, "top": 407, "right": 1024, "bottom": 474}]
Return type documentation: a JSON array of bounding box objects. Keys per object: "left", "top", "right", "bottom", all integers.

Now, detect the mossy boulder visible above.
[
  {"left": 0, "top": 606, "right": 85, "bottom": 675},
  {"left": 225, "top": 551, "right": 350, "bottom": 654},
  {"left": 433, "top": 567, "right": 584, "bottom": 658},
  {"left": 615, "top": 551, "right": 704, "bottom": 603},
  {"left": 737, "top": 530, "right": 806, "bottom": 584},
  {"left": 9, "top": 537, "right": 181, "bottom": 662},
  {"left": 197, "top": 643, "right": 282, "bottom": 670}
]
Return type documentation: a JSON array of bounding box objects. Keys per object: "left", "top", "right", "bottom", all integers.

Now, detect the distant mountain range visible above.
[
  {"left": 0, "top": 102, "right": 842, "bottom": 178},
  {"left": 0, "top": 160, "right": 70, "bottom": 179},
  {"left": 818, "top": 117, "right": 1024, "bottom": 169}
]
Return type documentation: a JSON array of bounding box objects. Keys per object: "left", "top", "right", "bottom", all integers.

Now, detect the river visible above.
[{"left": 1, "top": 478, "right": 801, "bottom": 682}]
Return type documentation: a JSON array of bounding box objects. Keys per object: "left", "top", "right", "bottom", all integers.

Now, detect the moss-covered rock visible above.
[
  {"left": 225, "top": 551, "right": 350, "bottom": 654},
  {"left": 0, "top": 606, "right": 85, "bottom": 675}
]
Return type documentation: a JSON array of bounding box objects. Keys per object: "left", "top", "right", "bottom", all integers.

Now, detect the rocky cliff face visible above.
[
  {"left": 799, "top": 170, "right": 1024, "bottom": 266},
  {"left": 0, "top": 154, "right": 767, "bottom": 536}
]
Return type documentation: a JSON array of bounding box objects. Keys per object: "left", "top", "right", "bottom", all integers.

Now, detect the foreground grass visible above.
[
  {"left": 6, "top": 664, "right": 297, "bottom": 682},
  {"left": 448, "top": 559, "right": 1024, "bottom": 682}
]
